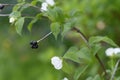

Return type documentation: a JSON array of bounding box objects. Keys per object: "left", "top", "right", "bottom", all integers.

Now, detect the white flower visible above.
[
  {"left": 51, "top": 56, "right": 63, "bottom": 70},
  {"left": 62, "top": 77, "right": 68, "bottom": 80},
  {"left": 105, "top": 48, "right": 120, "bottom": 56},
  {"left": 114, "top": 48, "right": 120, "bottom": 54},
  {"left": 46, "top": 0, "right": 55, "bottom": 6},
  {"left": 40, "top": 0, "right": 55, "bottom": 12},
  {"left": 105, "top": 48, "right": 115, "bottom": 56},
  {"left": 9, "top": 17, "right": 16, "bottom": 23},
  {"left": 41, "top": 2, "right": 48, "bottom": 12}
]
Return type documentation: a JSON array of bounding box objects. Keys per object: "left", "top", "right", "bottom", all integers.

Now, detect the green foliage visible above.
[
  {"left": 63, "top": 46, "right": 80, "bottom": 63},
  {"left": 90, "top": 43, "right": 102, "bottom": 55},
  {"left": 1, "top": 0, "right": 120, "bottom": 80},
  {"left": 9, "top": 11, "right": 21, "bottom": 19},
  {"left": 28, "top": 13, "right": 42, "bottom": 31},
  {"left": 63, "top": 46, "right": 92, "bottom": 64},
  {"left": 45, "top": 7, "right": 65, "bottom": 23},
  {"left": 15, "top": 17, "right": 25, "bottom": 35},
  {"left": 50, "top": 22, "right": 61, "bottom": 39},
  {"left": 73, "top": 65, "right": 88, "bottom": 80},
  {"left": 61, "top": 22, "right": 72, "bottom": 39},
  {"left": 89, "top": 36, "right": 118, "bottom": 47},
  {"left": 86, "top": 74, "right": 102, "bottom": 80}
]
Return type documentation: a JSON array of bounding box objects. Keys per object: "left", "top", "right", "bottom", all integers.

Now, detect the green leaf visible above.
[
  {"left": 86, "top": 77, "right": 93, "bottom": 80},
  {"left": 93, "top": 75, "right": 101, "bottom": 80},
  {"left": 74, "top": 65, "right": 89, "bottom": 80},
  {"left": 50, "top": 22, "right": 61, "bottom": 39},
  {"left": 86, "top": 74, "right": 101, "bottom": 80},
  {"left": 47, "top": 7, "right": 64, "bottom": 22},
  {"left": 27, "top": 18, "right": 37, "bottom": 31},
  {"left": 69, "top": 10, "right": 81, "bottom": 17},
  {"left": 89, "top": 36, "right": 118, "bottom": 47},
  {"left": 15, "top": 17, "right": 25, "bottom": 35},
  {"left": 76, "top": 47, "right": 92, "bottom": 63},
  {"left": 31, "top": 0, "right": 38, "bottom": 6},
  {"left": 62, "top": 60, "right": 74, "bottom": 75},
  {"left": 47, "top": 8, "right": 57, "bottom": 21},
  {"left": 63, "top": 47, "right": 92, "bottom": 63},
  {"left": 61, "top": 22, "right": 72, "bottom": 39},
  {"left": 27, "top": 13, "right": 41, "bottom": 31},
  {"left": 91, "top": 43, "right": 102, "bottom": 55},
  {"left": 20, "top": 3, "right": 30, "bottom": 12},
  {"left": 54, "top": 7, "right": 64, "bottom": 22},
  {"left": 9, "top": 11, "right": 21, "bottom": 18},
  {"left": 12, "top": 2, "right": 25, "bottom": 11},
  {"left": 63, "top": 46, "right": 80, "bottom": 63}
]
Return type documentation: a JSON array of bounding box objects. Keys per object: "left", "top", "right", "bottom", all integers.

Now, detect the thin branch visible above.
[
  {"left": 0, "top": 3, "right": 40, "bottom": 11},
  {"left": 110, "top": 59, "right": 120, "bottom": 80},
  {"left": 72, "top": 27, "right": 89, "bottom": 47},
  {"left": 72, "top": 27, "right": 108, "bottom": 80},
  {"left": 0, "top": 3, "right": 15, "bottom": 6},
  {"left": 0, "top": 14, "right": 9, "bottom": 16},
  {"left": 37, "top": 32, "right": 52, "bottom": 43}
]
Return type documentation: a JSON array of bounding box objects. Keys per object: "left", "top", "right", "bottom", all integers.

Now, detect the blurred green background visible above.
[{"left": 0, "top": 0, "right": 120, "bottom": 80}]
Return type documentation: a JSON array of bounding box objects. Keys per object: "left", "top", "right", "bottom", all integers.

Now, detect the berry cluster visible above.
[
  {"left": 0, "top": 4, "right": 4, "bottom": 10},
  {"left": 30, "top": 41, "right": 39, "bottom": 49}
]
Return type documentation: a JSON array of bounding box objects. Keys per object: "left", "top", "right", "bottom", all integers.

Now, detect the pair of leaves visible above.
[
  {"left": 89, "top": 36, "right": 118, "bottom": 55},
  {"left": 63, "top": 46, "right": 91, "bottom": 79},
  {"left": 63, "top": 46, "right": 91, "bottom": 64},
  {"left": 89, "top": 36, "right": 118, "bottom": 47},
  {"left": 51, "top": 19, "right": 78, "bottom": 40}
]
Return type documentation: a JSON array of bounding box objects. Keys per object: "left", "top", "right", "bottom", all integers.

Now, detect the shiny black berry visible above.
[
  {"left": 30, "top": 41, "right": 39, "bottom": 49},
  {"left": 0, "top": 4, "right": 5, "bottom": 10},
  {"left": 31, "top": 44, "right": 38, "bottom": 49}
]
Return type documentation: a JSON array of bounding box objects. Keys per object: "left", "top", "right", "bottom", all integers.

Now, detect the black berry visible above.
[
  {"left": 30, "top": 41, "right": 39, "bottom": 49},
  {"left": 0, "top": 4, "right": 5, "bottom": 10},
  {"left": 31, "top": 44, "right": 38, "bottom": 49}
]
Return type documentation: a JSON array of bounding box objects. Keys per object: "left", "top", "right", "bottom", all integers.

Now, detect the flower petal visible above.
[
  {"left": 41, "top": 2, "right": 48, "bottom": 12},
  {"left": 51, "top": 56, "right": 63, "bottom": 70},
  {"left": 105, "top": 48, "right": 114, "bottom": 56},
  {"left": 46, "top": 0, "right": 55, "bottom": 6}
]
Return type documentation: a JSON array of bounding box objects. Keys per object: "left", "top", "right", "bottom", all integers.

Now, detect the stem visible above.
[
  {"left": 0, "top": 3, "right": 40, "bottom": 11},
  {"left": 72, "top": 27, "right": 89, "bottom": 47},
  {"left": 110, "top": 59, "right": 120, "bottom": 80},
  {"left": 0, "top": 3, "right": 15, "bottom": 6},
  {"left": 37, "top": 32, "right": 52, "bottom": 43},
  {"left": 72, "top": 27, "right": 108, "bottom": 80},
  {"left": 0, "top": 14, "right": 9, "bottom": 16}
]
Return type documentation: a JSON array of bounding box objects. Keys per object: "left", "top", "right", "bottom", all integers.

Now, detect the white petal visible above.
[
  {"left": 41, "top": 2, "right": 48, "bottom": 12},
  {"left": 63, "top": 77, "right": 69, "bottom": 80},
  {"left": 54, "top": 63, "right": 62, "bottom": 70},
  {"left": 51, "top": 56, "right": 63, "bottom": 70},
  {"left": 114, "top": 48, "right": 120, "bottom": 54},
  {"left": 46, "top": 0, "right": 55, "bottom": 6},
  {"left": 105, "top": 48, "right": 114, "bottom": 56},
  {"left": 9, "top": 17, "right": 15, "bottom": 23}
]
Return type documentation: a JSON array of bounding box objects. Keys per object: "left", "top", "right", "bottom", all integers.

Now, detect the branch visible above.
[
  {"left": 0, "top": 14, "right": 9, "bottom": 16},
  {"left": 0, "top": 3, "right": 40, "bottom": 11},
  {"left": 72, "top": 27, "right": 108, "bottom": 80},
  {"left": 110, "top": 59, "right": 120, "bottom": 80},
  {"left": 37, "top": 32, "right": 52, "bottom": 43}
]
